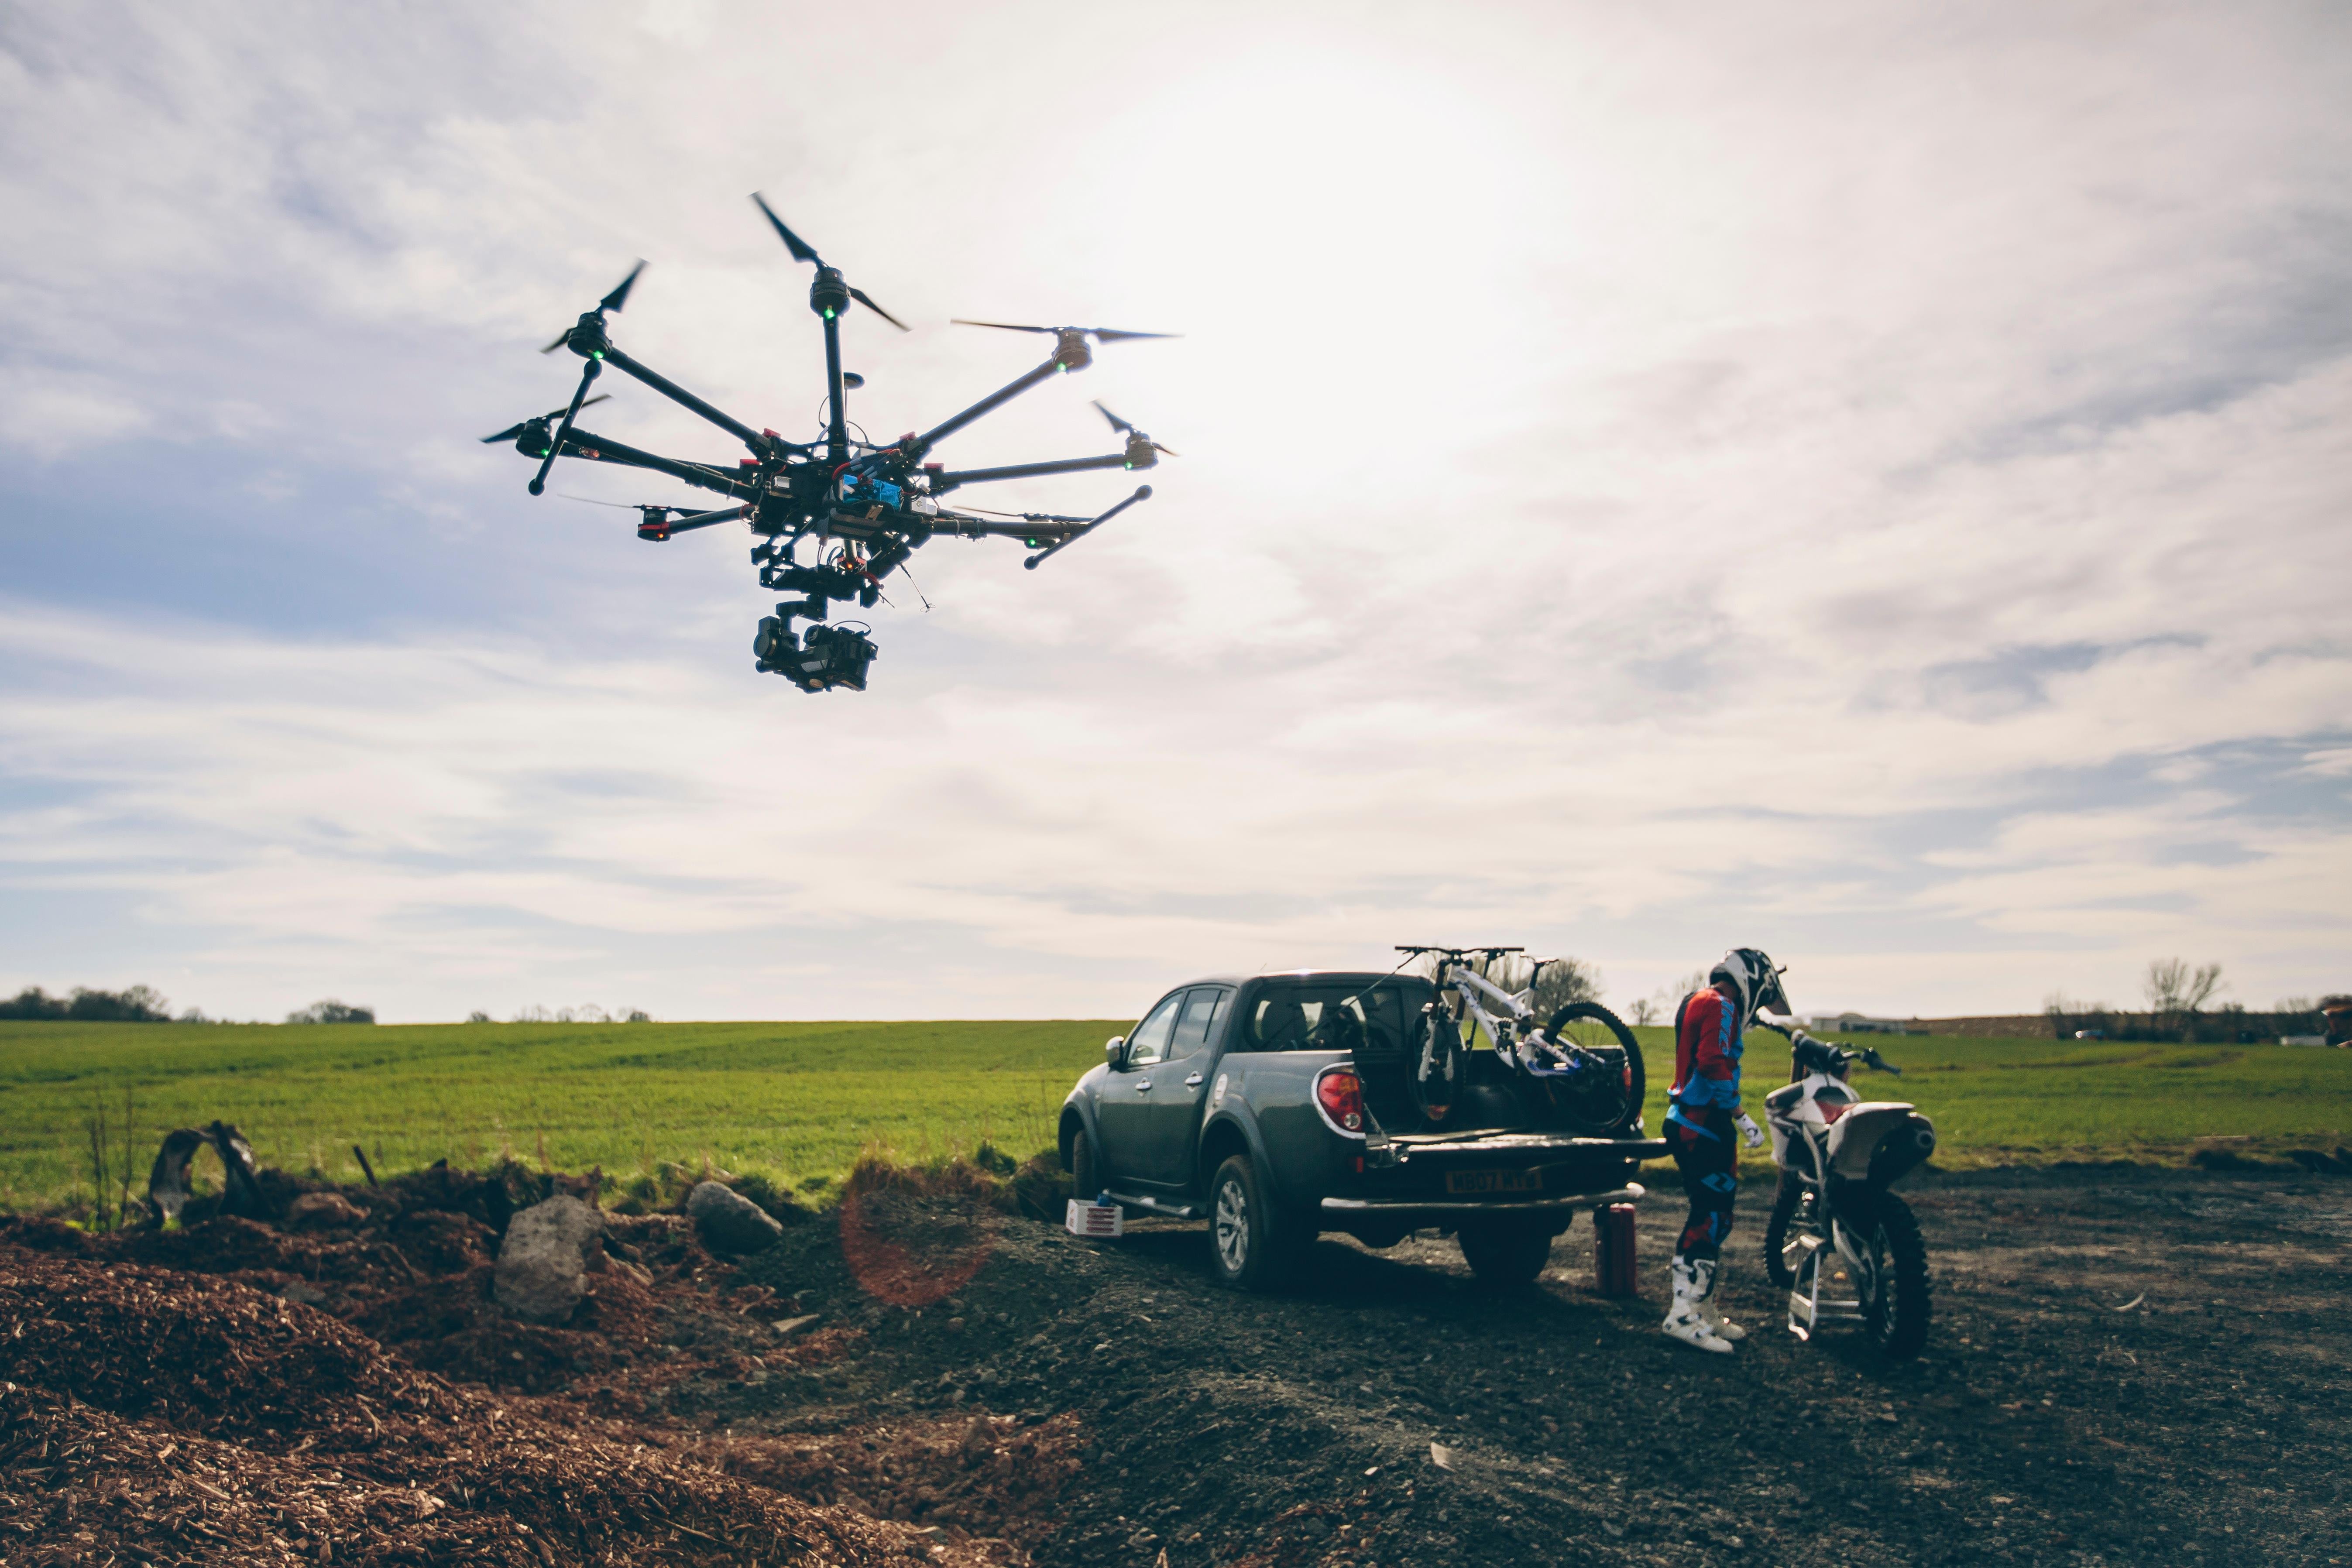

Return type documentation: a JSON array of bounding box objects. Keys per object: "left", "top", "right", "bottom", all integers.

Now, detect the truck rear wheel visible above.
[
  {"left": 1456, "top": 1220, "right": 1553, "bottom": 1289},
  {"left": 1208, "top": 1154, "right": 1301, "bottom": 1292}
]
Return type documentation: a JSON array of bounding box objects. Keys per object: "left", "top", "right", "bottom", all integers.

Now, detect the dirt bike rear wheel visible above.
[
  {"left": 1762, "top": 1167, "right": 1806, "bottom": 1289},
  {"left": 1538, "top": 1002, "right": 1647, "bottom": 1137},
  {"left": 1858, "top": 1192, "right": 1931, "bottom": 1358}
]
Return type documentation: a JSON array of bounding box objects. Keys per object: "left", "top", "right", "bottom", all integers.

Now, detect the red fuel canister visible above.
[{"left": 1593, "top": 1203, "right": 1638, "bottom": 1297}]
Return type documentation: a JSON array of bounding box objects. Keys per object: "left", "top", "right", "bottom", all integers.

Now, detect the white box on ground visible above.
[{"left": 1066, "top": 1198, "right": 1123, "bottom": 1238}]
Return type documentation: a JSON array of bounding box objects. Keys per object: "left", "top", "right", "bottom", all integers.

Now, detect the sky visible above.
[{"left": 1, "top": 1, "right": 2347, "bottom": 1024}]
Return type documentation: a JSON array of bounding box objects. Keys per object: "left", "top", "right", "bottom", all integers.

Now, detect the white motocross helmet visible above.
[{"left": 1710, "top": 947, "right": 1792, "bottom": 1028}]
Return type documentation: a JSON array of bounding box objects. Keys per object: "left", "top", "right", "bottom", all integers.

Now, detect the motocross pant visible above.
[{"left": 1667, "top": 1104, "right": 1739, "bottom": 1261}]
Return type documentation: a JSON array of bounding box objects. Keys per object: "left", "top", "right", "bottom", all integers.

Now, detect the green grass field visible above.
[{"left": 3, "top": 1019, "right": 2347, "bottom": 1215}]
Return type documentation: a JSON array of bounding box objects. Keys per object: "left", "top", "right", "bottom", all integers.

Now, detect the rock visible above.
[
  {"left": 687, "top": 1180, "right": 784, "bottom": 1255},
  {"left": 285, "top": 1191, "right": 367, "bottom": 1229},
  {"left": 494, "top": 1194, "right": 605, "bottom": 1323}
]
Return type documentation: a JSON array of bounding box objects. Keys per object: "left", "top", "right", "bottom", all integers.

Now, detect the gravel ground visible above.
[{"left": 697, "top": 1164, "right": 2351, "bottom": 1568}]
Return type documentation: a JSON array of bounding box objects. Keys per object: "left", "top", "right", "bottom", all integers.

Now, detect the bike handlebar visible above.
[{"left": 1755, "top": 1021, "right": 1903, "bottom": 1075}]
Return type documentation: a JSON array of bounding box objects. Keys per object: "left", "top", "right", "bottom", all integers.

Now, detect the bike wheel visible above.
[
  {"left": 1538, "top": 1001, "right": 1647, "bottom": 1137},
  {"left": 1410, "top": 1006, "right": 1463, "bottom": 1126},
  {"left": 1762, "top": 1167, "right": 1806, "bottom": 1288},
  {"left": 1858, "top": 1192, "right": 1932, "bottom": 1358}
]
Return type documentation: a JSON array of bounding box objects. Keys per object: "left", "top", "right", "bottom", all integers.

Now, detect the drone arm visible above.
[
  {"left": 931, "top": 515, "right": 1084, "bottom": 540},
  {"left": 934, "top": 452, "right": 1139, "bottom": 489},
  {"left": 528, "top": 357, "right": 603, "bottom": 495},
  {"left": 1023, "top": 485, "right": 1150, "bottom": 569},
  {"left": 555, "top": 425, "right": 761, "bottom": 500},
  {"left": 911, "top": 356, "right": 1065, "bottom": 456},
  {"left": 664, "top": 504, "right": 751, "bottom": 534},
  {"left": 598, "top": 345, "right": 788, "bottom": 456}
]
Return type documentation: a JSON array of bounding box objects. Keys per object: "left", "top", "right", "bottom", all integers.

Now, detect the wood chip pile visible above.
[{"left": 0, "top": 1233, "right": 1022, "bottom": 1565}]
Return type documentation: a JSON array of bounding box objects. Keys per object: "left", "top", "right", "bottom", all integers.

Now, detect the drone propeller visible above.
[
  {"left": 1092, "top": 400, "right": 1178, "bottom": 457},
  {"left": 749, "top": 192, "right": 909, "bottom": 331},
  {"left": 481, "top": 394, "right": 609, "bottom": 443},
  {"left": 541, "top": 261, "right": 646, "bottom": 352},
  {"left": 952, "top": 320, "right": 1179, "bottom": 344}
]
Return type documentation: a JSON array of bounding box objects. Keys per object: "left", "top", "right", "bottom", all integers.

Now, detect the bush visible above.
[{"left": 286, "top": 1000, "right": 375, "bottom": 1025}]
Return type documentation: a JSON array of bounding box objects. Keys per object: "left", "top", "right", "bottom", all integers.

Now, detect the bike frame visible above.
[
  {"left": 1435, "top": 960, "right": 1616, "bottom": 1079},
  {"left": 1439, "top": 962, "right": 1538, "bottom": 1048}
]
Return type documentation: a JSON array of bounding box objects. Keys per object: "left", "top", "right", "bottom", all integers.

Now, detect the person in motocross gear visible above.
[{"left": 1660, "top": 947, "right": 1790, "bottom": 1353}]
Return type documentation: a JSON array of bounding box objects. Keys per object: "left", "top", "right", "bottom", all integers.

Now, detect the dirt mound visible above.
[
  {"left": 0, "top": 1246, "right": 1009, "bottom": 1566},
  {"left": 0, "top": 1249, "right": 449, "bottom": 1441},
  {"left": 687, "top": 1412, "right": 1087, "bottom": 1551}
]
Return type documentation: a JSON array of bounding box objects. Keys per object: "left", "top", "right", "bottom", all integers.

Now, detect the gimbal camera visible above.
[{"left": 481, "top": 195, "right": 1175, "bottom": 693}]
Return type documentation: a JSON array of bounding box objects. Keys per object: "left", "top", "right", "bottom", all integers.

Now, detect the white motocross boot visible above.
[
  {"left": 1696, "top": 1269, "right": 1748, "bottom": 1342},
  {"left": 1661, "top": 1256, "right": 1734, "bottom": 1354}
]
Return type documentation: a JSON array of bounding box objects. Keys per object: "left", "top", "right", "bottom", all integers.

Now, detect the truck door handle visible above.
[
  {"left": 1184, "top": 1073, "right": 1204, "bottom": 1087},
  {"left": 1134, "top": 1077, "right": 1152, "bottom": 1092}
]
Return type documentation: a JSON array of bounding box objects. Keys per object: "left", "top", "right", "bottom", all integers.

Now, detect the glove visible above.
[{"left": 1734, "top": 1110, "right": 1765, "bottom": 1150}]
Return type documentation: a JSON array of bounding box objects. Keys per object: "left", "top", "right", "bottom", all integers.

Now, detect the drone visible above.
[{"left": 481, "top": 193, "right": 1178, "bottom": 693}]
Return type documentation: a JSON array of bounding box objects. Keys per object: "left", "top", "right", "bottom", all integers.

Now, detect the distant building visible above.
[{"left": 1804, "top": 1012, "right": 1927, "bottom": 1036}]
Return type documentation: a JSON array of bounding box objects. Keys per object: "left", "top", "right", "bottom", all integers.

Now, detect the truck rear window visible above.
[{"left": 1240, "top": 979, "right": 1420, "bottom": 1053}]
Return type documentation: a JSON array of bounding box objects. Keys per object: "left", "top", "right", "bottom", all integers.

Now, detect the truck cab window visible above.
[
  {"left": 1171, "top": 987, "right": 1228, "bottom": 1056},
  {"left": 1124, "top": 994, "right": 1182, "bottom": 1068},
  {"left": 1243, "top": 981, "right": 1414, "bottom": 1052}
]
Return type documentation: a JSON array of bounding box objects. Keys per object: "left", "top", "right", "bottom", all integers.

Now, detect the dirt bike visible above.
[{"left": 1753, "top": 1023, "right": 1937, "bottom": 1357}]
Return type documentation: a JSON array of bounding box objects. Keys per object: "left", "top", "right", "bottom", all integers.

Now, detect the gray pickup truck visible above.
[{"left": 1059, "top": 969, "right": 1666, "bottom": 1290}]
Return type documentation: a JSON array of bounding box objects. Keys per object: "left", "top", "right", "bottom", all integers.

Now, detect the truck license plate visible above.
[{"left": 1445, "top": 1170, "right": 1542, "bottom": 1195}]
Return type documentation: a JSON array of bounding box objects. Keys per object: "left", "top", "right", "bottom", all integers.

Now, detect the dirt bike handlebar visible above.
[{"left": 1753, "top": 1020, "right": 1904, "bottom": 1076}]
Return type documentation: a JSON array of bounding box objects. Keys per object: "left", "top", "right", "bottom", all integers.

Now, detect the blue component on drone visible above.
[{"left": 839, "top": 471, "right": 903, "bottom": 510}]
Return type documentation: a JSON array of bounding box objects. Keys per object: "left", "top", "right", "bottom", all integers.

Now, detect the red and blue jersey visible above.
[{"left": 1668, "top": 986, "right": 1744, "bottom": 1125}]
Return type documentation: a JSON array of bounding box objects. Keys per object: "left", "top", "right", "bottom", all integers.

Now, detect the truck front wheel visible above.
[
  {"left": 1456, "top": 1220, "right": 1553, "bottom": 1289},
  {"left": 1208, "top": 1154, "right": 1301, "bottom": 1292},
  {"left": 1068, "top": 1125, "right": 1102, "bottom": 1203}
]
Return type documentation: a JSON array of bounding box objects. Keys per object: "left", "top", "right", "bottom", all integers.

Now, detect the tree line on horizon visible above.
[{"left": 0, "top": 985, "right": 375, "bottom": 1025}]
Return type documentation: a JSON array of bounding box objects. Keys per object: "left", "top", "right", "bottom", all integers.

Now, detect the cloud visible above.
[{"left": 0, "top": 1, "right": 2347, "bottom": 1020}]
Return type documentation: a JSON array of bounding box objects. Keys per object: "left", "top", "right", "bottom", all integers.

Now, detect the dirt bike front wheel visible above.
[
  {"left": 1857, "top": 1192, "right": 1932, "bottom": 1358},
  {"left": 1762, "top": 1166, "right": 1806, "bottom": 1289},
  {"left": 1537, "top": 1002, "right": 1647, "bottom": 1138}
]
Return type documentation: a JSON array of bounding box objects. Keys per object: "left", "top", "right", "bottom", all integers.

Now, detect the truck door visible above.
[
  {"left": 1098, "top": 990, "right": 1185, "bottom": 1184},
  {"left": 1133, "top": 986, "right": 1233, "bottom": 1189}
]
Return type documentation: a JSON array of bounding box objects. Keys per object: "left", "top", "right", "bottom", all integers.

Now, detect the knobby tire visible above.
[{"left": 1539, "top": 1001, "right": 1648, "bottom": 1138}]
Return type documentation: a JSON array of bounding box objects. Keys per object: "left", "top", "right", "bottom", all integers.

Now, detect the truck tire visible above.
[
  {"left": 1069, "top": 1125, "right": 1103, "bottom": 1204},
  {"left": 1456, "top": 1220, "right": 1552, "bottom": 1289},
  {"left": 1208, "top": 1154, "right": 1300, "bottom": 1292}
]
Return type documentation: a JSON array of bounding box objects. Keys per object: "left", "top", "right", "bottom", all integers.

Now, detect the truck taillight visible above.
[{"left": 1315, "top": 1068, "right": 1364, "bottom": 1135}]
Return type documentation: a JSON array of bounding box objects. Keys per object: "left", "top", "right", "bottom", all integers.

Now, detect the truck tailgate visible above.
[{"left": 1323, "top": 1130, "right": 1667, "bottom": 1220}]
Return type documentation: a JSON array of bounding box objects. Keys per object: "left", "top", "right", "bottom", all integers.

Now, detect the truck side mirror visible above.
[{"left": 1104, "top": 1035, "right": 1127, "bottom": 1068}]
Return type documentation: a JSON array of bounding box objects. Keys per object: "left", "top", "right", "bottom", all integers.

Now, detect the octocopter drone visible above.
[{"left": 483, "top": 194, "right": 1176, "bottom": 693}]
